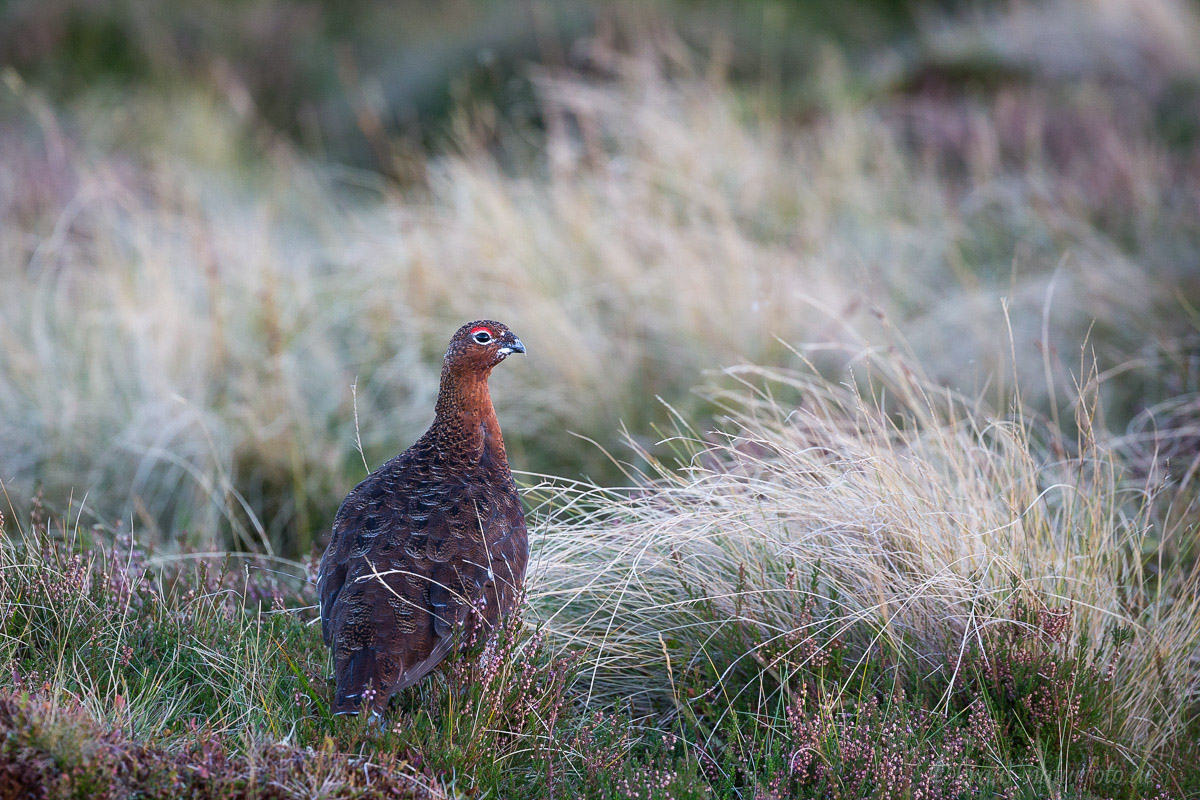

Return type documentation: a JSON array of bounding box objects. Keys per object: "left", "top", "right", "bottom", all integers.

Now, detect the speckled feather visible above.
[{"left": 317, "top": 320, "right": 528, "bottom": 715}]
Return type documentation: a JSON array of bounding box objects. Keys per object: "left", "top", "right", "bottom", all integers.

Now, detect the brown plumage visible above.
[{"left": 317, "top": 320, "right": 528, "bottom": 715}]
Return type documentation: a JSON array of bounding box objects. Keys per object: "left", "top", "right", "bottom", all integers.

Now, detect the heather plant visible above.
[
  {"left": 0, "top": 508, "right": 325, "bottom": 742},
  {"left": 0, "top": 689, "right": 444, "bottom": 799},
  {"left": 663, "top": 582, "right": 1170, "bottom": 799},
  {"left": 744, "top": 691, "right": 1005, "bottom": 800},
  {"left": 655, "top": 566, "right": 1010, "bottom": 797},
  {"left": 962, "top": 597, "right": 1127, "bottom": 761}
]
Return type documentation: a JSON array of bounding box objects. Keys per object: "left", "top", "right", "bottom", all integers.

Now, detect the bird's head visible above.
[{"left": 443, "top": 320, "right": 526, "bottom": 376}]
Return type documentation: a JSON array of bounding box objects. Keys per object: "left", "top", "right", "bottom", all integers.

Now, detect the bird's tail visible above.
[{"left": 333, "top": 649, "right": 387, "bottom": 715}]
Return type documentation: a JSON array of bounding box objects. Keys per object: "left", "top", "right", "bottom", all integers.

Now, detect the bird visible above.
[{"left": 317, "top": 320, "right": 529, "bottom": 716}]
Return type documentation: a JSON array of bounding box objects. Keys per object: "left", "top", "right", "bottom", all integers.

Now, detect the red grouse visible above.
[{"left": 318, "top": 320, "right": 528, "bottom": 715}]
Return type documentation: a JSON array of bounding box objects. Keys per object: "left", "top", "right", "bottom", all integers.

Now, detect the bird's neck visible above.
[{"left": 432, "top": 367, "right": 506, "bottom": 461}]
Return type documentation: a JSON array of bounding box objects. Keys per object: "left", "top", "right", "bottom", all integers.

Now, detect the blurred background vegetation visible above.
[
  {"left": 0, "top": 0, "right": 919, "bottom": 165},
  {"left": 2, "top": 0, "right": 1199, "bottom": 556}
]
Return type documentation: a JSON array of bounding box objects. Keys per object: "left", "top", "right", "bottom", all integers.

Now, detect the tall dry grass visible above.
[{"left": 528, "top": 347, "right": 1200, "bottom": 759}]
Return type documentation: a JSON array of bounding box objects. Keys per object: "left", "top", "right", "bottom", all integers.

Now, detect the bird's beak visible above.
[{"left": 497, "top": 336, "right": 526, "bottom": 357}]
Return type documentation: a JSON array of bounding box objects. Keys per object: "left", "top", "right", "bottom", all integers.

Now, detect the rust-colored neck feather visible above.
[{"left": 432, "top": 363, "right": 506, "bottom": 462}]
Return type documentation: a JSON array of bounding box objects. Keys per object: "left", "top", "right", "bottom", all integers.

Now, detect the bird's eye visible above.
[{"left": 472, "top": 330, "right": 493, "bottom": 344}]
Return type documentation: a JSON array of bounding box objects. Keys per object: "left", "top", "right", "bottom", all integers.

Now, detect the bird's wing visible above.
[
  {"left": 425, "top": 482, "right": 499, "bottom": 639},
  {"left": 425, "top": 476, "right": 528, "bottom": 639},
  {"left": 318, "top": 453, "right": 412, "bottom": 646}
]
